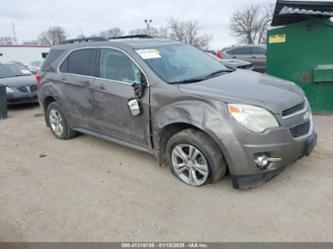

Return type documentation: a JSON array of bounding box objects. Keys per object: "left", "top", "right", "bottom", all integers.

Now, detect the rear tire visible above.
[
  {"left": 46, "top": 102, "right": 77, "bottom": 140},
  {"left": 166, "top": 129, "right": 226, "bottom": 187}
]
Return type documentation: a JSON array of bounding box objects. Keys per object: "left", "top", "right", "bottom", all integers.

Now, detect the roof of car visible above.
[
  {"left": 53, "top": 38, "right": 182, "bottom": 50},
  {"left": 223, "top": 45, "right": 266, "bottom": 50}
]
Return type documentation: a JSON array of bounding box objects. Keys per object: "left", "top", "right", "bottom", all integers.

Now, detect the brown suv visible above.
[{"left": 38, "top": 36, "right": 316, "bottom": 189}]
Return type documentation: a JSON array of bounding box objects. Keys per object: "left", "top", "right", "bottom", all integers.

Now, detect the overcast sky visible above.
[{"left": 0, "top": 0, "right": 319, "bottom": 49}]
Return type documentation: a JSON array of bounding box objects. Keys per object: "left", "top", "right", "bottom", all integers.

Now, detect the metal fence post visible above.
[{"left": 0, "top": 85, "right": 8, "bottom": 120}]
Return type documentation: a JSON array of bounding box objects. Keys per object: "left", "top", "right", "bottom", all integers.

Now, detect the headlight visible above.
[
  {"left": 6, "top": 87, "right": 14, "bottom": 93},
  {"left": 228, "top": 104, "right": 279, "bottom": 133}
]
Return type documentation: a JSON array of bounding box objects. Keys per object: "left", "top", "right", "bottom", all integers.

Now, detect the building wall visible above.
[{"left": 0, "top": 46, "right": 50, "bottom": 66}]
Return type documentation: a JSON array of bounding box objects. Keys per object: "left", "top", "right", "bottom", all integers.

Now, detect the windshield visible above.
[
  {"left": 136, "top": 44, "right": 230, "bottom": 84},
  {"left": 0, "top": 63, "right": 32, "bottom": 78}
]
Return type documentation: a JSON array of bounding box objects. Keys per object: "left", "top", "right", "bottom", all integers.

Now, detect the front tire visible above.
[
  {"left": 46, "top": 102, "right": 76, "bottom": 140},
  {"left": 166, "top": 129, "right": 226, "bottom": 187}
]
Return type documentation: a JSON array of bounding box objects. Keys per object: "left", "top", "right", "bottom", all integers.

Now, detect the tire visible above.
[
  {"left": 166, "top": 129, "right": 226, "bottom": 187},
  {"left": 46, "top": 102, "right": 77, "bottom": 140}
]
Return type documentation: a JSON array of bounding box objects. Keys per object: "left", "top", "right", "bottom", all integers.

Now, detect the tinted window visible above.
[
  {"left": 227, "top": 47, "right": 251, "bottom": 55},
  {"left": 60, "top": 48, "right": 97, "bottom": 76},
  {"left": 99, "top": 48, "right": 142, "bottom": 84},
  {"left": 42, "top": 49, "right": 64, "bottom": 71},
  {"left": 252, "top": 46, "right": 266, "bottom": 55}
]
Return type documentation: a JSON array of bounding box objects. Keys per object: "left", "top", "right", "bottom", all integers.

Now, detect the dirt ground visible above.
[{"left": 0, "top": 105, "right": 332, "bottom": 242}]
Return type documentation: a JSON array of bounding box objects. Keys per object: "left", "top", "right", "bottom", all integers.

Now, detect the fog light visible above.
[
  {"left": 254, "top": 153, "right": 282, "bottom": 170},
  {"left": 254, "top": 154, "right": 270, "bottom": 169}
]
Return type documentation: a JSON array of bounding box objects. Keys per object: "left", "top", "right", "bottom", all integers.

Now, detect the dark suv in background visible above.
[
  {"left": 38, "top": 36, "right": 316, "bottom": 189},
  {"left": 218, "top": 45, "right": 267, "bottom": 73}
]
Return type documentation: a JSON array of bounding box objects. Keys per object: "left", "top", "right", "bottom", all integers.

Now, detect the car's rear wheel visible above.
[
  {"left": 166, "top": 129, "right": 226, "bottom": 187},
  {"left": 46, "top": 102, "right": 76, "bottom": 140}
]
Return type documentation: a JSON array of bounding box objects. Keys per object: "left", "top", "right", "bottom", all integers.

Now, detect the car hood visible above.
[
  {"left": 0, "top": 75, "right": 36, "bottom": 87},
  {"left": 178, "top": 70, "right": 305, "bottom": 114}
]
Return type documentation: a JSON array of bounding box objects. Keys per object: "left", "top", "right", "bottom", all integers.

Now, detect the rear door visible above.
[
  {"left": 57, "top": 48, "right": 97, "bottom": 128},
  {"left": 92, "top": 47, "right": 151, "bottom": 148},
  {"left": 251, "top": 46, "right": 267, "bottom": 73}
]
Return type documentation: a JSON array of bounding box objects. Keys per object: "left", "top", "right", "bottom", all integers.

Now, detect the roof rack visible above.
[
  {"left": 108, "top": 34, "right": 153, "bottom": 40},
  {"left": 60, "top": 37, "right": 107, "bottom": 45}
]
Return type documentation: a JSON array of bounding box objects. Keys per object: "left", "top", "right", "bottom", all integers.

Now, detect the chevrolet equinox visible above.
[{"left": 38, "top": 36, "right": 317, "bottom": 189}]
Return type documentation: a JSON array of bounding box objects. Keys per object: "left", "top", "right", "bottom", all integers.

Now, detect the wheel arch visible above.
[{"left": 156, "top": 122, "right": 229, "bottom": 173}]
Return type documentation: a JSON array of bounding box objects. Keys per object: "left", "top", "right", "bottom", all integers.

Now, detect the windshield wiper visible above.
[
  {"left": 203, "top": 69, "right": 234, "bottom": 79},
  {"left": 169, "top": 69, "right": 233, "bottom": 85},
  {"left": 169, "top": 77, "right": 207, "bottom": 84}
]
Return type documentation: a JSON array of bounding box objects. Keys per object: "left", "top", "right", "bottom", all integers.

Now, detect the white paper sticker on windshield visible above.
[
  {"left": 136, "top": 49, "right": 161, "bottom": 59},
  {"left": 21, "top": 69, "right": 31, "bottom": 74}
]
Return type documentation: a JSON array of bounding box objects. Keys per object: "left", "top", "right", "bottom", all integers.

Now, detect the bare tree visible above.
[
  {"left": 0, "top": 37, "right": 14, "bottom": 45},
  {"left": 230, "top": 3, "right": 274, "bottom": 45},
  {"left": 38, "top": 26, "right": 66, "bottom": 46},
  {"left": 99, "top": 28, "right": 124, "bottom": 38},
  {"left": 168, "top": 18, "right": 212, "bottom": 50}
]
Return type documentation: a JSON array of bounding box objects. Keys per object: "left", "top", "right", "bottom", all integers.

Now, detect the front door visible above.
[{"left": 92, "top": 47, "right": 151, "bottom": 148}]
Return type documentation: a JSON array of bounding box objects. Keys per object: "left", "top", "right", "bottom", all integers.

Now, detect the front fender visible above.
[{"left": 152, "top": 100, "right": 238, "bottom": 170}]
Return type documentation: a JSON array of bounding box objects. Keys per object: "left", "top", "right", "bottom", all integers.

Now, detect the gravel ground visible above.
[{"left": 0, "top": 105, "right": 332, "bottom": 242}]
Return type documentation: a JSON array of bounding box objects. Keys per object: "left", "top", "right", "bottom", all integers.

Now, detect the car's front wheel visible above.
[
  {"left": 46, "top": 102, "right": 76, "bottom": 140},
  {"left": 166, "top": 129, "right": 226, "bottom": 187}
]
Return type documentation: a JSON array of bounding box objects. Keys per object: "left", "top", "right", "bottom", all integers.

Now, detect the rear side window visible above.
[
  {"left": 41, "top": 49, "right": 64, "bottom": 71},
  {"left": 60, "top": 48, "right": 97, "bottom": 77},
  {"left": 227, "top": 47, "right": 251, "bottom": 55},
  {"left": 252, "top": 46, "right": 266, "bottom": 55}
]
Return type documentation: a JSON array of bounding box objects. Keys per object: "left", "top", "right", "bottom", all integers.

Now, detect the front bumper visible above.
[
  {"left": 231, "top": 132, "right": 317, "bottom": 189},
  {"left": 7, "top": 92, "right": 39, "bottom": 105}
]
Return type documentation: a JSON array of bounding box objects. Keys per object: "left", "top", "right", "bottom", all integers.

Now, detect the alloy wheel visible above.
[{"left": 171, "top": 144, "right": 209, "bottom": 186}]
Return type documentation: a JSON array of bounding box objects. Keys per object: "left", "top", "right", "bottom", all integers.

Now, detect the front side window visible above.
[
  {"left": 99, "top": 48, "right": 142, "bottom": 84},
  {"left": 136, "top": 44, "right": 229, "bottom": 84},
  {"left": 60, "top": 48, "right": 97, "bottom": 76}
]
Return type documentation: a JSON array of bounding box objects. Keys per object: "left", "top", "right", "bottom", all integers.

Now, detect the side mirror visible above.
[{"left": 127, "top": 99, "right": 141, "bottom": 117}]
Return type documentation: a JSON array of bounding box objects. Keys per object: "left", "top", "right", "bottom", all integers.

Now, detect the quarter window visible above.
[
  {"left": 59, "top": 48, "right": 97, "bottom": 76},
  {"left": 99, "top": 48, "right": 142, "bottom": 84}
]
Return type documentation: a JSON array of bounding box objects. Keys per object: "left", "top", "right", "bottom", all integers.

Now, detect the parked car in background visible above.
[
  {"left": 0, "top": 62, "right": 38, "bottom": 105},
  {"left": 29, "top": 60, "right": 43, "bottom": 74},
  {"left": 218, "top": 45, "right": 266, "bottom": 73},
  {"left": 206, "top": 51, "right": 254, "bottom": 70},
  {"left": 39, "top": 37, "right": 316, "bottom": 189}
]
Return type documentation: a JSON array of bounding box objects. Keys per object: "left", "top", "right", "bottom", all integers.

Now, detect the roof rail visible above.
[
  {"left": 108, "top": 34, "right": 153, "bottom": 40},
  {"left": 60, "top": 37, "right": 107, "bottom": 45}
]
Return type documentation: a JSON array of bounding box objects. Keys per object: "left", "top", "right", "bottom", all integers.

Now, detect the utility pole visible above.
[
  {"left": 144, "top": 19, "right": 152, "bottom": 35},
  {"left": 12, "top": 22, "right": 17, "bottom": 44}
]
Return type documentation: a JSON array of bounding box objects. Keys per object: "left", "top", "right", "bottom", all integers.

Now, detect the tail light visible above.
[
  {"left": 216, "top": 50, "right": 222, "bottom": 59},
  {"left": 35, "top": 73, "right": 42, "bottom": 88}
]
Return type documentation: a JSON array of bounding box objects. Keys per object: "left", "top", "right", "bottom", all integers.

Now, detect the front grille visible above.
[
  {"left": 289, "top": 121, "right": 310, "bottom": 138},
  {"left": 282, "top": 101, "right": 305, "bottom": 117}
]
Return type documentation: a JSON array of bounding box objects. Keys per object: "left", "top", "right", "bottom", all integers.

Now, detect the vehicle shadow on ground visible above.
[{"left": 7, "top": 103, "right": 39, "bottom": 111}]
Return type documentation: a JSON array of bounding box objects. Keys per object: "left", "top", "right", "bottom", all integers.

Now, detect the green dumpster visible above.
[{"left": 267, "top": 0, "right": 333, "bottom": 113}]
